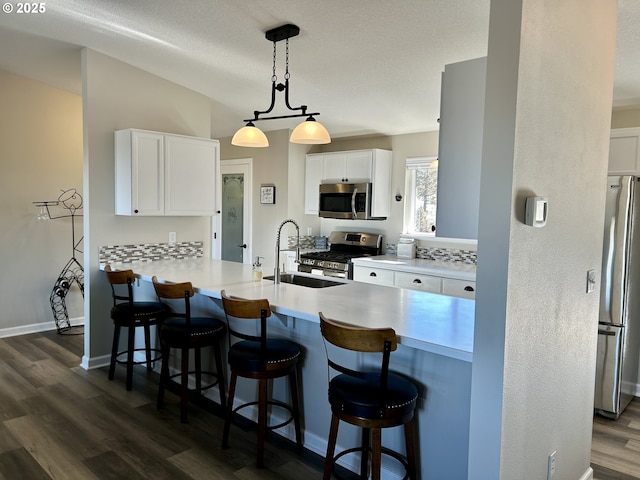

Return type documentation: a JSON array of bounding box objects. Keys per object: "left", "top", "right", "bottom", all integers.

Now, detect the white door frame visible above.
[{"left": 213, "top": 158, "right": 253, "bottom": 263}]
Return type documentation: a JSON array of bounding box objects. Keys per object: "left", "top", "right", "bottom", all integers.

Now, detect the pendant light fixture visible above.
[{"left": 231, "top": 24, "right": 331, "bottom": 148}]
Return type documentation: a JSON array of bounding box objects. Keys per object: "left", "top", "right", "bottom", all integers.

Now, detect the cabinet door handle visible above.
[
  {"left": 464, "top": 285, "right": 475, "bottom": 292},
  {"left": 369, "top": 272, "right": 377, "bottom": 277},
  {"left": 134, "top": 209, "right": 139, "bottom": 214},
  {"left": 412, "top": 278, "right": 422, "bottom": 284}
]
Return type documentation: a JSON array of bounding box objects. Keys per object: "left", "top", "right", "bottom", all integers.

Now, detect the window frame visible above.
[{"left": 403, "top": 155, "right": 438, "bottom": 238}]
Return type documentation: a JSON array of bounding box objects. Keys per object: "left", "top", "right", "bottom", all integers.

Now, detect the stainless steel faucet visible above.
[{"left": 274, "top": 219, "right": 300, "bottom": 284}]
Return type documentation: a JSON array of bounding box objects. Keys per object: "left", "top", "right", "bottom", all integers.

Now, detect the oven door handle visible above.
[{"left": 351, "top": 188, "right": 358, "bottom": 219}]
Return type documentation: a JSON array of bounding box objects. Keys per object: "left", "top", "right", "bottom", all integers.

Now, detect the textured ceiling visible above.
[{"left": 0, "top": 0, "right": 637, "bottom": 140}]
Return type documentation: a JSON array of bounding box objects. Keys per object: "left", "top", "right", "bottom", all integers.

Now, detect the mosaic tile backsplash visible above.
[
  {"left": 386, "top": 243, "right": 477, "bottom": 264},
  {"left": 99, "top": 241, "right": 204, "bottom": 265}
]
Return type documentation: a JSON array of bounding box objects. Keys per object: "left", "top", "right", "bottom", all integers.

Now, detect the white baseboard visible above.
[
  {"left": 80, "top": 353, "right": 111, "bottom": 371},
  {"left": 579, "top": 466, "right": 593, "bottom": 480},
  {"left": 0, "top": 317, "right": 84, "bottom": 339}
]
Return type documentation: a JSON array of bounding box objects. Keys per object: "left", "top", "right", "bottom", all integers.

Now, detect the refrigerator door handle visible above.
[{"left": 598, "top": 329, "right": 617, "bottom": 336}]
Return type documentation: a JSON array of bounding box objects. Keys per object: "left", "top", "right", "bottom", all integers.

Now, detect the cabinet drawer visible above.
[
  {"left": 395, "top": 272, "right": 441, "bottom": 293},
  {"left": 353, "top": 266, "right": 394, "bottom": 286},
  {"left": 441, "top": 278, "right": 476, "bottom": 299}
]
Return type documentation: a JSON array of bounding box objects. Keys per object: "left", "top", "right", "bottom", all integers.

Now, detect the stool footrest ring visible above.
[
  {"left": 115, "top": 348, "right": 162, "bottom": 365},
  {"left": 331, "top": 445, "right": 411, "bottom": 480},
  {"left": 167, "top": 370, "right": 221, "bottom": 392},
  {"left": 231, "top": 399, "right": 295, "bottom": 431}
]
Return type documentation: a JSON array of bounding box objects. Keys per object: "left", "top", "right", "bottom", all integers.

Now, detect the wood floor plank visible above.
[
  {"left": 0, "top": 424, "right": 19, "bottom": 455},
  {"left": 168, "top": 447, "right": 240, "bottom": 479},
  {"left": 3, "top": 414, "right": 100, "bottom": 479},
  {"left": 5, "top": 329, "right": 640, "bottom": 480},
  {"left": 0, "top": 448, "right": 52, "bottom": 480},
  {"left": 0, "top": 359, "right": 38, "bottom": 400},
  {"left": 84, "top": 450, "right": 153, "bottom": 480}
]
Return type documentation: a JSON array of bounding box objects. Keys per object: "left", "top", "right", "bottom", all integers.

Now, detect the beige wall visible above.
[
  {"left": 0, "top": 70, "right": 83, "bottom": 333},
  {"left": 82, "top": 49, "right": 215, "bottom": 366},
  {"left": 612, "top": 107, "right": 640, "bottom": 128}
]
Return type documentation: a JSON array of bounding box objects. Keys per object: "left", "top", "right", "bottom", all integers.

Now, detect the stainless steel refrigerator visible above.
[{"left": 595, "top": 175, "right": 640, "bottom": 418}]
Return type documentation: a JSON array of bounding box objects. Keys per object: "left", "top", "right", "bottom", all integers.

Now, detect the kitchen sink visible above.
[{"left": 264, "top": 273, "right": 346, "bottom": 288}]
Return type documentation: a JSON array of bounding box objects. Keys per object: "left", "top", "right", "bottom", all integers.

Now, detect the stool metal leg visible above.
[
  {"left": 404, "top": 420, "right": 418, "bottom": 480},
  {"left": 288, "top": 369, "right": 302, "bottom": 447},
  {"left": 180, "top": 347, "right": 190, "bottom": 423},
  {"left": 360, "top": 427, "right": 370, "bottom": 479},
  {"left": 213, "top": 343, "right": 226, "bottom": 408},
  {"left": 222, "top": 372, "right": 238, "bottom": 449},
  {"left": 324, "top": 415, "right": 340, "bottom": 480},
  {"left": 157, "top": 342, "right": 171, "bottom": 409},
  {"left": 257, "top": 378, "right": 268, "bottom": 467},
  {"left": 143, "top": 324, "right": 153, "bottom": 370},
  {"left": 371, "top": 428, "right": 382, "bottom": 480},
  {"left": 108, "top": 325, "right": 121, "bottom": 381},
  {"left": 126, "top": 324, "right": 135, "bottom": 391}
]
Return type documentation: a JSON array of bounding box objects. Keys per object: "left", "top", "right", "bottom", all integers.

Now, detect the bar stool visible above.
[
  {"left": 104, "top": 265, "right": 167, "bottom": 391},
  {"left": 220, "top": 290, "right": 302, "bottom": 468},
  {"left": 319, "top": 312, "right": 418, "bottom": 480},
  {"left": 152, "top": 276, "right": 227, "bottom": 423}
]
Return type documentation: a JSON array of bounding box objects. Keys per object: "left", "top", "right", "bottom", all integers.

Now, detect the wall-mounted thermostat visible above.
[{"left": 525, "top": 196, "right": 548, "bottom": 227}]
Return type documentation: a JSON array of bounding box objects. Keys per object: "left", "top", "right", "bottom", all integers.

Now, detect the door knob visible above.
[{"left": 237, "top": 243, "right": 247, "bottom": 249}]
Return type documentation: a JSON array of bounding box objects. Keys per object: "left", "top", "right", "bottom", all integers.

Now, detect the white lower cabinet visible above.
[
  {"left": 353, "top": 266, "right": 395, "bottom": 286},
  {"left": 353, "top": 265, "right": 476, "bottom": 299},
  {"left": 441, "top": 278, "right": 476, "bottom": 299},
  {"left": 395, "top": 272, "right": 441, "bottom": 294}
]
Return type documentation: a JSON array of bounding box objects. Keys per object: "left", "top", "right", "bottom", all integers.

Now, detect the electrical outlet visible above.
[
  {"left": 547, "top": 451, "right": 556, "bottom": 480},
  {"left": 169, "top": 231, "right": 176, "bottom": 243},
  {"left": 587, "top": 269, "right": 596, "bottom": 293}
]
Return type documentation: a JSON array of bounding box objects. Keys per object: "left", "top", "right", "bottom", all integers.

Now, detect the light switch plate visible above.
[{"left": 587, "top": 269, "right": 596, "bottom": 293}]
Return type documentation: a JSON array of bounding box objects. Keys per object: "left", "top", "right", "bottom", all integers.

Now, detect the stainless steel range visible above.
[{"left": 298, "top": 231, "right": 383, "bottom": 279}]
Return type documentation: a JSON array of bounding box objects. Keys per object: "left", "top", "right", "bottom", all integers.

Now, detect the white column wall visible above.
[{"left": 469, "top": 0, "right": 617, "bottom": 479}]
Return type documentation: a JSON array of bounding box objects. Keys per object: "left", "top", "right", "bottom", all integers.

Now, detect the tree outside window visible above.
[{"left": 404, "top": 157, "right": 438, "bottom": 235}]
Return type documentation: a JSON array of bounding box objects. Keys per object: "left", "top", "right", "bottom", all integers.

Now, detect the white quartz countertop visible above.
[
  {"left": 351, "top": 255, "right": 476, "bottom": 281},
  {"left": 104, "top": 258, "right": 474, "bottom": 362}
]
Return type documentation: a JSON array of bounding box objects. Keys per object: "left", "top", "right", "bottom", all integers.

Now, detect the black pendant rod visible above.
[{"left": 242, "top": 23, "right": 319, "bottom": 124}]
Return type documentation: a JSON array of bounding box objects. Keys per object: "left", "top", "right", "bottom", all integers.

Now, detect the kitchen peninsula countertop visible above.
[
  {"left": 352, "top": 254, "right": 477, "bottom": 281},
  {"left": 104, "top": 257, "right": 475, "bottom": 362}
]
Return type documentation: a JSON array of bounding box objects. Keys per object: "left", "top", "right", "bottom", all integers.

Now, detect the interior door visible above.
[{"left": 221, "top": 159, "right": 252, "bottom": 263}]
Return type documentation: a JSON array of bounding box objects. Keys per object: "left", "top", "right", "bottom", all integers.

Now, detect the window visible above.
[{"left": 404, "top": 156, "right": 438, "bottom": 235}]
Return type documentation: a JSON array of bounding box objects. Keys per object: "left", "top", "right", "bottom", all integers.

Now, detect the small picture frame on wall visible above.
[{"left": 260, "top": 185, "right": 276, "bottom": 204}]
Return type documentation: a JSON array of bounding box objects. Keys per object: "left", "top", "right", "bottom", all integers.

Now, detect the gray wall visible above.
[
  {"left": 436, "top": 57, "right": 486, "bottom": 240},
  {"left": 469, "top": 0, "right": 617, "bottom": 478}
]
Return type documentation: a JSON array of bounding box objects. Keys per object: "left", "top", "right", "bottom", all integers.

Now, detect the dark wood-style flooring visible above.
[
  {"left": 0, "top": 328, "right": 638, "bottom": 479},
  {"left": 592, "top": 397, "right": 640, "bottom": 480}
]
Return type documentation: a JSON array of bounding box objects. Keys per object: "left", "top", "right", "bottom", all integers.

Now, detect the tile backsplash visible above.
[
  {"left": 386, "top": 243, "right": 477, "bottom": 264},
  {"left": 99, "top": 241, "right": 204, "bottom": 265}
]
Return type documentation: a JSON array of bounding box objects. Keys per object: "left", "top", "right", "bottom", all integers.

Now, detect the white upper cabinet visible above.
[
  {"left": 115, "top": 129, "right": 219, "bottom": 216},
  {"left": 304, "top": 148, "right": 392, "bottom": 216},
  {"left": 322, "top": 151, "right": 373, "bottom": 182},
  {"left": 304, "top": 154, "right": 324, "bottom": 215},
  {"left": 608, "top": 128, "right": 640, "bottom": 175}
]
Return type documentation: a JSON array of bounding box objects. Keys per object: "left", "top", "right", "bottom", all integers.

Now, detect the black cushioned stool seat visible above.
[
  {"left": 220, "top": 290, "right": 302, "bottom": 468},
  {"left": 320, "top": 312, "right": 419, "bottom": 480},
  {"left": 153, "top": 276, "right": 227, "bottom": 424},
  {"left": 104, "top": 265, "right": 167, "bottom": 391}
]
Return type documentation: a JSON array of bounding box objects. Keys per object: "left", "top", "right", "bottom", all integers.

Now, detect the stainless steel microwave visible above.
[{"left": 319, "top": 183, "right": 384, "bottom": 220}]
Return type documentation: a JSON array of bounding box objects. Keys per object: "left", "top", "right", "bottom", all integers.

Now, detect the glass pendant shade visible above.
[
  {"left": 290, "top": 117, "right": 331, "bottom": 144},
  {"left": 231, "top": 123, "right": 269, "bottom": 147}
]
